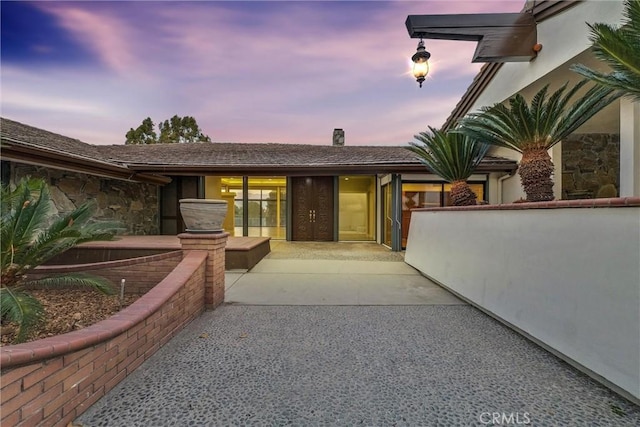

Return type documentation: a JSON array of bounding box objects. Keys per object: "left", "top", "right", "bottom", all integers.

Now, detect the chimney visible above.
[{"left": 332, "top": 128, "right": 345, "bottom": 146}]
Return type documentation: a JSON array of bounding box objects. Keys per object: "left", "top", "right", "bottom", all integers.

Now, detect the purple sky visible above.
[{"left": 1, "top": 1, "right": 524, "bottom": 146}]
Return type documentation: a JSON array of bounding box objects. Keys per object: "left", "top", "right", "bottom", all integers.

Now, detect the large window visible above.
[
  {"left": 401, "top": 182, "right": 485, "bottom": 247},
  {"left": 220, "top": 176, "right": 287, "bottom": 239},
  {"left": 338, "top": 176, "right": 375, "bottom": 241}
]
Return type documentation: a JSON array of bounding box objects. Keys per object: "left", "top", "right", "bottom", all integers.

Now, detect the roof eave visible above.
[
  {"left": 1, "top": 142, "right": 171, "bottom": 185},
  {"left": 126, "top": 161, "right": 517, "bottom": 176}
]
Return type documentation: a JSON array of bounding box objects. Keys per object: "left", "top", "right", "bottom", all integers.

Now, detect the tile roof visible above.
[
  {"left": 1, "top": 117, "right": 516, "bottom": 173},
  {"left": 1, "top": 117, "right": 106, "bottom": 162},
  {"left": 96, "top": 142, "right": 422, "bottom": 167}
]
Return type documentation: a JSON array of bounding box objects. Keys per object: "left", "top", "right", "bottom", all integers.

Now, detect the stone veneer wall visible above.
[
  {"left": 10, "top": 164, "right": 160, "bottom": 235},
  {"left": 562, "top": 133, "right": 620, "bottom": 199}
]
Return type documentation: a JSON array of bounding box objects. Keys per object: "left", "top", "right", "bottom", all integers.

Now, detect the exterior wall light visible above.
[{"left": 411, "top": 38, "right": 431, "bottom": 87}]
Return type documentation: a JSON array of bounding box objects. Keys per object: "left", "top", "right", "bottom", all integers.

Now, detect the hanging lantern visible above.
[{"left": 411, "top": 38, "right": 431, "bottom": 88}]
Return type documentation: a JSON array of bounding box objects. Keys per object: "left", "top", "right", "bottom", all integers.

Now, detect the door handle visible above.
[
  {"left": 309, "top": 210, "right": 313, "bottom": 221},
  {"left": 312, "top": 210, "right": 316, "bottom": 222}
]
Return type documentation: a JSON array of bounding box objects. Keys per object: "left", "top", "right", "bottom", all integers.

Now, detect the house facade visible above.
[
  {"left": 422, "top": 0, "right": 638, "bottom": 201},
  {"left": 403, "top": 0, "right": 640, "bottom": 402},
  {"left": 1, "top": 118, "right": 517, "bottom": 250}
]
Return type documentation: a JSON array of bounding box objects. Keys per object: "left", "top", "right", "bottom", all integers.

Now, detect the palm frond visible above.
[
  {"left": 1, "top": 178, "right": 122, "bottom": 343},
  {"left": 456, "top": 104, "right": 526, "bottom": 152},
  {"left": 407, "top": 127, "right": 489, "bottom": 182},
  {"left": 572, "top": 64, "right": 640, "bottom": 101},
  {"left": 571, "top": 0, "right": 640, "bottom": 100},
  {"left": 554, "top": 83, "right": 621, "bottom": 138},
  {"left": 457, "top": 80, "right": 619, "bottom": 152},
  {"left": 590, "top": 23, "right": 640, "bottom": 75},
  {"left": 0, "top": 287, "right": 44, "bottom": 343},
  {"left": 27, "top": 273, "right": 115, "bottom": 295}
]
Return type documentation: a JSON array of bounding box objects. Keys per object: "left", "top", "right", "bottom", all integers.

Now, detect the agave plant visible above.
[
  {"left": 572, "top": 0, "right": 640, "bottom": 101},
  {"left": 408, "top": 127, "right": 490, "bottom": 206},
  {"left": 456, "top": 81, "right": 620, "bottom": 202},
  {"left": 1, "top": 178, "right": 119, "bottom": 343}
]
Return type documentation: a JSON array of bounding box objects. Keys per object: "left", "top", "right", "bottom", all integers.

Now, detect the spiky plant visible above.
[
  {"left": 1, "top": 178, "right": 120, "bottom": 343},
  {"left": 572, "top": 0, "right": 640, "bottom": 101},
  {"left": 456, "top": 81, "right": 620, "bottom": 202},
  {"left": 408, "top": 127, "right": 490, "bottom": 206}
]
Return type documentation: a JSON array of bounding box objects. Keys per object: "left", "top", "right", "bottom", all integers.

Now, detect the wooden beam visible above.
[{"left": 405, "top": 13, "right": 537, "bottom": 62}]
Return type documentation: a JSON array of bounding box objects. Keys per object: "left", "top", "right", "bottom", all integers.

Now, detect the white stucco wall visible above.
[
  {"left": 470, "top": 0, "right": 625, "bottom": 112},
  {"left": 466, "top": 0, "right": 628, "bottom": 201},
  {"left": 405, "top": 206, "right": 640, "bottom": 402}
]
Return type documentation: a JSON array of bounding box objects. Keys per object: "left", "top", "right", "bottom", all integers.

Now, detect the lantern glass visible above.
[{"left": 412, "top": 60, "right": 429, "bottom": 79}]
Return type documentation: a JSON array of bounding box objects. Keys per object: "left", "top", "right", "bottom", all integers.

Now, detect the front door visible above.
[{"left": 291, "top": 177, "right": 334, "bottom": 241}]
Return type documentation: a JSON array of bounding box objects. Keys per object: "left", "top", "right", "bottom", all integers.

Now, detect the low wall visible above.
[
  {"left": 46, "top": 248, "right": 174, "bottom": 265},
  {"left": 32, "top": 251, "right": 184, "bottom": 295},
  {"left": 0, "top": 250, "right": 208, "bottom": 426},
  {"left": 404, "top": 198, "right": 640, "bottom": 403}
]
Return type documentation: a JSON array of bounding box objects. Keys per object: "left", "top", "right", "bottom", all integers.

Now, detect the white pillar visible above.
[{"left": 619, "top": 98, "right": 640, "bottom": 197}]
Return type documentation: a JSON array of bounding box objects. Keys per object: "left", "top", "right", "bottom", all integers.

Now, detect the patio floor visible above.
[{"left": 75, "top": 242, "right": 640, "bottom": 425}]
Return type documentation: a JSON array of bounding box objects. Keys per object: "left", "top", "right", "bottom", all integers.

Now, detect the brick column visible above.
[{"left": 178, "top": 232, "right": 229, "bottom": 309}]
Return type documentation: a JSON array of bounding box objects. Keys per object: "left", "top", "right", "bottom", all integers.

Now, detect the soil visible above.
[{"left": 0, "top": 289, "right": 141, "bottom": 346}]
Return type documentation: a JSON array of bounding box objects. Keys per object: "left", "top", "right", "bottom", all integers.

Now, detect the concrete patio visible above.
[
  {"left": 75, "top": 242, "right": 640, "bottom": 426},
  {"left": 225, "top": 242, "right": 462, "bottom": 305}
]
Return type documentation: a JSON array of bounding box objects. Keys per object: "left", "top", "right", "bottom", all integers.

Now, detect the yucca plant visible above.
[
  {"left": 456, "top": 81, "right": 620, "bottom": 202},
  {"left": 408, "top": 127, "right": 490, "bottom": 206},
  {"left": 1, "top": 178, "right": 120, "bottom": 343},
  {"left": 572, "top": 0, "right": 640, "bottom": 101}
]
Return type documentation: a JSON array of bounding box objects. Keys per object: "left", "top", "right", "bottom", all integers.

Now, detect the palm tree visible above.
[
  {"left": 407, "top": 127, "right": 490, "bottom": 206},
  {"left": 1, "top": 178, "right": 119, "bottom": 343},
  {"left": 572, "top": 0, "right": 640, "bottom": 101},
  {"left": 456, "top": 81, "right": 619, "bottom": 202}
]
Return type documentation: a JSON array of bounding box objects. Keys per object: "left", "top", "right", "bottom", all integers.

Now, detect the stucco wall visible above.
[
  {"left": 469, "top": 1, "right": 625, "bottom": 111},
  {"left": 404, "top": 199, "right": 640, "bottom": 403},
  {"left": 464, "top": 0, "right": 628, "bottom": 202},
  {"left": 10, "top": 164, "right": 160, "bottom": 235}
]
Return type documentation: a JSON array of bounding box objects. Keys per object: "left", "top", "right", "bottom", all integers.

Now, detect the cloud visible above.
[
  {"left": 33, "top": 2, "right": 141, "bottom": 76},
  {"left": 3, "top": 0, "right": 526, "bottom": 146}
]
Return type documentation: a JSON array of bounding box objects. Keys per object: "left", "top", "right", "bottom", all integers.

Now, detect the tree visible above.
[
  {"left": 407, "top": 127, "right": 490, "bottom": 206},
  {"left": 125, "top": 117, "right": 157, "bottom": 145},
  {"left": 571, "top": 0, "right": 640, "bottom": 101},
  {"left": 1, "top": 178, "right": 120, "bottom": 343},
  {"left": 125, "top": 115, "right": 211, "bottom": 145},
  {"left": 159, "top": 115, "right": 212, "bottom": 144},
  {"left": 456, "top": 81, "right": 619, "bottom": 202}
]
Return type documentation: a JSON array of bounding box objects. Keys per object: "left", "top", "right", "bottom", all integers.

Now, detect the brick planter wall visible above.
[
  {"left": 0, "top": 250, "right": 208, "bottom": 426},
  {"left": 30, "top": 251, "right": 184, "bottom": 295},
  {"left": 178, "top": 233, "right": 228, "bottom": 309}
]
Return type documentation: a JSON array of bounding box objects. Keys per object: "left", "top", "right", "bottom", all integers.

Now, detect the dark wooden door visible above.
[{"left": 291, "top": 177, "right": 334, "bottom": 241}]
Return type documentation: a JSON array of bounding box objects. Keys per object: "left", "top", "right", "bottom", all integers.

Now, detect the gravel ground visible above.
[{"left": 76, "top": 305, "right": 640, "bottom": 426}]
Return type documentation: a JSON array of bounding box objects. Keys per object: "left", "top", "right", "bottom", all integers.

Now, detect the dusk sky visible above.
[{"left": 1, "top": 1, "right": 524, "bottom": 146}]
